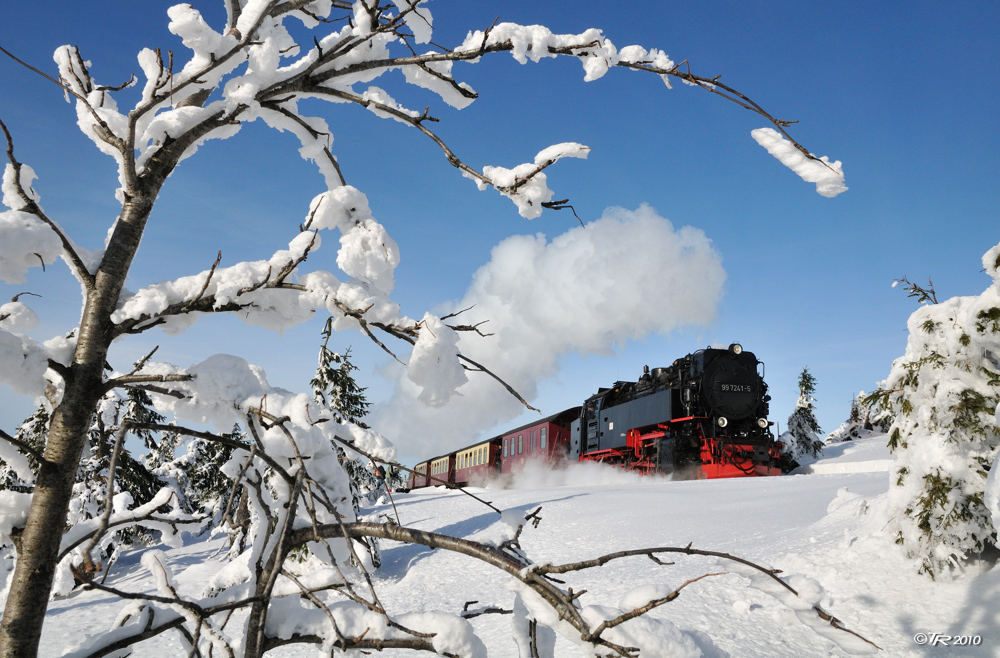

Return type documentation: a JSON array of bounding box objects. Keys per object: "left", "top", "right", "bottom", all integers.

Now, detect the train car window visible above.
[
  {"left": 529, "top": 430, "right": 535, "bottom": 452},
  {"left": 518, "top": 435, "right": 523, "bottom": 454},
  {"left": 503, "top": 440, "right": 508, "bottom": 457},
  {"left": 541, "top": 427, "right": 547, "bottom": 449}
]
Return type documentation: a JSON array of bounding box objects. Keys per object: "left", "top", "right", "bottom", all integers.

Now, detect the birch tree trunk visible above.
[{"left": 0, "top": 195, "right": 155, "bottom": 657}]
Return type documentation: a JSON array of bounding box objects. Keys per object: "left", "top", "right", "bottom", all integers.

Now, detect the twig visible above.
[
  {"left": 585, "top": 572, "right": 725, "bottom": 639},
  {"left": 457, "top": 353, "right": 540, "bottom": 412},
  {"left": 330, "top": 433, "right": 503, "bottom": 515},
  {"left": 185, "top": 251, "right": 223, "bottom": 310},
  {"left": 82, "top": 423, "right": 130, "bottom": 574},
  {"left": 0, "top": 426, "right": 45, "bottom": 464}
]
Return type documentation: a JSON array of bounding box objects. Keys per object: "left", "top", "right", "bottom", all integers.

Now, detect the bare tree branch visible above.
[
  {"left": 58, "top": 508, "right": 207, "bottom": 564},
  {"left": 104, "top": 372, "right": 193, "bottom": 393},
  {"left": 535, "top": 544, "right": 881, "bottom": 650},
  {"left": 458, "top": 353, "right": 540, "bottom": 412},
  {"left": 586, "top": 572, "right": 726, "bottom": 640},
  {"left": 128, "top": 421, "right": 290, "bottom": 483},
  {"left": 0, "top": 426, "right": 45, "bottom": 464},
  {"left": 80, "top": 423, "right": 129, "bottom": 574},
  {"left": 328, "top": 433, "right": 503, "bottom": 515}
]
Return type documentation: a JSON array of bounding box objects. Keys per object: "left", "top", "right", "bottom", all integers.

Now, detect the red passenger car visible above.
[
  {"left": 500, "top": 408, "right": 580, "bottom": 476},
  {"left": 429, "top": 455, "right": 455, "bottom": 486},
  {"left": 409, "top": 461, "right": 430, "bottom": 489},
  {"left": 454, "top": 440, "right": 500, "bottom": 485}
]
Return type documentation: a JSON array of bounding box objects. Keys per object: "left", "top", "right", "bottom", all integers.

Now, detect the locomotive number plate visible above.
[{"left": 720, "top": 384, "right": 753, "bottom": 392}]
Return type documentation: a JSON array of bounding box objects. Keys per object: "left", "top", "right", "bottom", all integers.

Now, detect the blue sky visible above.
[{"left": 1, "top": 1, "right": 997, "bottom": 465}]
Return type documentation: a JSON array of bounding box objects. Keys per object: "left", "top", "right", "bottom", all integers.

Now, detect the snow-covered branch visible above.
[{"left": 0, "top": 118, "right": 95, "bottom": 288}]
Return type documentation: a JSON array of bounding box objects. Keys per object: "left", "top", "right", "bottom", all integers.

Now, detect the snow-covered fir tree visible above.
[
  {"left": 826, "top": 391, "right": 882, "bottom": 442},
  {"left": 874, "top": 244, "right": 1000, "bottom": 577},
  {"left": 310, "top": 318, "right": 370, "bottom": 428},
  {"left": 70, "top": 392, "right": 165, "bottom": 552},
  {"left": 1, "top": 393, "right": 164, "bottom": 537},
  {"left": 865, "top": 383, "right": 895, "bottom": 433},
  {"left": 150, "top": 424, "right": 246, "bottom": 517},
  {"left": 310, "top": 320, "right": 380, "bottom": 512},
  {"left": 778, "top": 367, "right": 824, "bottom": 471},
  {"left": 0, "top": 404, "right": 47, "bottom": 494}
]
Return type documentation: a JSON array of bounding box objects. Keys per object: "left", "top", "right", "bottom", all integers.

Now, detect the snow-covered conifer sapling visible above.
[
  {"left": 873, "top": 246, "right": 1000, "bottom": 578},
  {"left": 778, "top": 367, "right": 824, "bottom": 471}
]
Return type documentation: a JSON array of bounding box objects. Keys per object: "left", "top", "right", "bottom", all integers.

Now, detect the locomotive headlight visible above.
[
  {"left": 729, "top": 343, "right": 743, "bottom": 355},
  {"left": 757, "top": 418, "right": 768, "bottom": 428},
  {"left": 717, "top": 417, "right": 728, "bottom": 428}
]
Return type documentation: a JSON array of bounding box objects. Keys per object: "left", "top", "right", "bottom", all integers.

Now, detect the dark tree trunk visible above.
[{"left": 0, "top": 196, "right": 155, "bottom": 658}]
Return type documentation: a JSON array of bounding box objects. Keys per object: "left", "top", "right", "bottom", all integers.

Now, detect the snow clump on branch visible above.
[{"left": 751, "top": 128, "right": 847, "bottom": 198}]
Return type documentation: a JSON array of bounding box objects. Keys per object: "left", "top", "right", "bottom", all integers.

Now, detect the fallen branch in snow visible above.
[
  {"left": 583, "top": 571, "right": 726, "bottom": 640},
  {"left": 535, "top": 544, "right": 881, "bottom": 651},
  {"left": 286, "top": 521, "right": 884, "bottom": 656},
  {"left": 461, "top": 600, "right": 514, "bottom": 619}
]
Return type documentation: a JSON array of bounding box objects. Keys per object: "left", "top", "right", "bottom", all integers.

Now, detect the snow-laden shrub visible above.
[{"left": 875, "top": 243, "right": 1000, "bottom": 577}]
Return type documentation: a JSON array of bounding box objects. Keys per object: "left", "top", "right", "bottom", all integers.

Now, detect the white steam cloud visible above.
[{"left": 372, "top": 204, "right": 725, "bottom": 459}]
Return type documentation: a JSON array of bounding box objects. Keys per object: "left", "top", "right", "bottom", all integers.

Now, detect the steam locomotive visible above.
[{"left": 404, "top": 344, "right": 781, "bottom": 489}]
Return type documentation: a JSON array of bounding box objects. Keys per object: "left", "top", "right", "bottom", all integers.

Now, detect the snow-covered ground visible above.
[
  {"left": 39, "top": 435, "right": 999, "bottom": 657},
  {"left": 795, "top": 431, "right": 894, "bottom": 475}
]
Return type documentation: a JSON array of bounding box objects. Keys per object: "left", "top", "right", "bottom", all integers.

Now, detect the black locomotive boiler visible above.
[{"left": 569, "top": 344, "right": 781, "bottom": 478}]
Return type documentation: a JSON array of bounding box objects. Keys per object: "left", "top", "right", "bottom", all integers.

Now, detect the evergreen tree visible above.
[
  {"left": 874, "top": 250, "right": 1000, "bottom": 577},
  {"left": 826, "top": 391, "right": 880, "bottom": 443},
  {"left": 311, "top": 317, "right": 370, "bottom": 428},
  {"left": 153, "top": 424, "right": 246, "bottom": 516},
  {"left": 310, "top": 319, "right": 378, "bottom": 513},
  {"left": 778, "top": 367, "right": 824, "bottom": 471},
  {"left": 864, "top": 383, "right": 895, "bottom": 434},
  {"left": 70, "top": 392, "right": 163, "bottom": 548},
  {"left": 1, "top": 393, "right": 163, "bottom": 528},
  {"left": 0, "top": 404, "right": 48, "bottom": 493}
]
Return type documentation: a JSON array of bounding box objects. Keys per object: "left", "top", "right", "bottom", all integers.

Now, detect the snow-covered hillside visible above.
[{"left": 39, "top": 435, "right": 998, "bottom": 657}]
